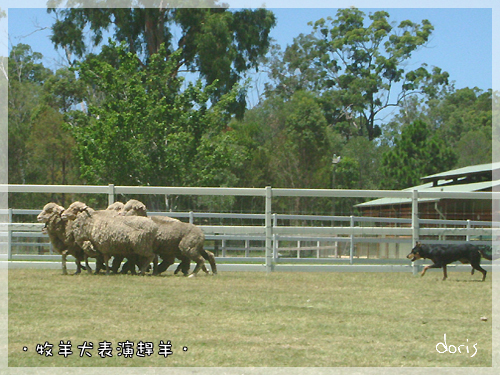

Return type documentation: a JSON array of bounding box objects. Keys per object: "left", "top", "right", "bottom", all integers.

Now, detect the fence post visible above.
[
  {"left": 8, "top": 208, "right": 12, "bottom": 261},
  {"left": 265, "top": 186, "right": 273, "bottom": 273},
  {"left": 412, "top": 189, "right": 421, "bottom": 276},
  {"left": 107, "top": 184, "right": 115, "bottom": 206},
  {"left": 466, "top": 219, "right": 471, "bottom": 242},
  {"left": 349, "top": 215, "right": 354, "bottom": 265},
  {"left": 189, "top": 211, "right": 194, "bottom": 224}
]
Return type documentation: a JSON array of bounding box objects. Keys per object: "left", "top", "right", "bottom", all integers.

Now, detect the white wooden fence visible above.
[{"left": 1, "top": 184, "right": 497, "bottom": 273}]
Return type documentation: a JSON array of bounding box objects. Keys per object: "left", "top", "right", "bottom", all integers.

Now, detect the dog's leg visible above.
[
  {"left": 473, "top": 264, "right": 487, "bottom": 281},
  {"left": 422, "top": 263, "right": 443, "bottom": 278},
  {"left": 442, "top": 265, "right": 447, "bottom": 281},
  {"left": 479, "top": 268, "right": 487, "bottom": 281},
  {"left": 421, "top": 265, "right": 431, "bottom": 277},
  {"left": 471, "top": 259, "right": 487, "bottom": 281}
]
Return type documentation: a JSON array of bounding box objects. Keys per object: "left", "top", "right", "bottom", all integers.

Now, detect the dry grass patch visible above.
[{"left": 8, "top": 269, "right": 492, "bottom": 367}]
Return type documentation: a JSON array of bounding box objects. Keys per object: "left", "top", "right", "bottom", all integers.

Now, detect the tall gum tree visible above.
[
  {"left": 47, "top": 1, "right": 276, "bottom": 117},
  {"left": 265, "top": 8, "right": 450, "bottom": 141}
]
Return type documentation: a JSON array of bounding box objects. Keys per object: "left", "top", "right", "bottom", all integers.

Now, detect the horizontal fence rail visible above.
[{"left": 1, "top": 184, "right": 498, "bottom": 274}]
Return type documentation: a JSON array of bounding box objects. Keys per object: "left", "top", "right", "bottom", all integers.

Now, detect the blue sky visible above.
[{"left": 3, "top": 1, "right": 497, "bottom": 98}]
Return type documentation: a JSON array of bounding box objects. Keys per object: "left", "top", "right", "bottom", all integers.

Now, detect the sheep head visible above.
[
  {"left": 61, "top": 201, "right": 92, "bottom": 221},
  {"left": 106, "top": 201, "right": 125, "bottom": 212},
  {"left": 37, "top": 203, "right": 65, "bottom": 223},
  {"left": 121, "top": 199, "right": 148, "bottom": 217}
]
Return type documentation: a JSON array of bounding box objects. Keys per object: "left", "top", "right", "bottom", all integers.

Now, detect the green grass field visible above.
[{"left": 8, "top": 269, "right": 492, "bottom": 367}]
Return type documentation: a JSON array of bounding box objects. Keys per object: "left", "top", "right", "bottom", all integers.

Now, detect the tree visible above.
[
  {"left": 66, "top": 42, "right": 245, "bottom": 194},
  {"left": 234, "top": 91, "right": 331, "bottom": 190},
  {"left": 47, "top": 2, "right": 276, "bottom": 116},
  {"left": 430, "top": 88, "right": 492, "bottom": 157},
  {"left": 380, "top": 120, "right": 456, "bottom": 189},
  {"left": 8, "top": 44, "right": 82, "bottom": 208},
  {"left": 265, "top": 8, "right": 450, "bottom": 141},
  {"left": 229, "top": 91, "right": 335, "bottom": 214},
  {"left": 8, "top": 44, "right": 51, "bottom": 185},
  {"left": 382, "top": 87, "right": 492, "bottom": 169},
  {"left": 338, "top": 136, "right": 384, "bottom": 190},
  {"left": 26, "top": 106, "right": 79, "bottom": 189},
  {"left": 42, "top": 67, "right": 86, "bottom": 112}
]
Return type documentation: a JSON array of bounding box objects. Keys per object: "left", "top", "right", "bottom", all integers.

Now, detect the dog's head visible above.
[{"left": 407, "top": 242, "right": 424, "bottom": 261}]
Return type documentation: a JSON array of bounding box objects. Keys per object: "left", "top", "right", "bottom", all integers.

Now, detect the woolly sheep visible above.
[
  {"left": 122, "top": 199, "right": 217, "bottom": 277},
  {"left": 104, "top": 201, "right": 143, "bottom": 274},
  {"left": 102, "top": 200, "right": 163, "bottom": 274},
  {"left": 121, "top": 199, "right": 180, "bottom": 222},
  {"left": 106, "top": 201, "right": 125, "bottom": 212},
  {"left": 118, "top": 199, "right": 188, "bottom": 274},
  {"left": 61, "top": 201, "right": 158, "bottom": 275},
  {"left": 37, "top": 202, "right": 86, "bottom": 275}
]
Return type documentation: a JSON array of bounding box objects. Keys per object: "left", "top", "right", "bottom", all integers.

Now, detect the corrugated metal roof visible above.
[
  {"left": 356, "top": 179, "right": 497, "bottom": 208},
  {"left": 421, "top": 162, "right": 500, "bottom": 183},
  {"left": 357, "top": 162, "right": 498, "bottom": 208}
]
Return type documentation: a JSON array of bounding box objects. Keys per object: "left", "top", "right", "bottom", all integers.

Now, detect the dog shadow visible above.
[{"left": 448, "top": 278, "right": 487, "bottom": 283}]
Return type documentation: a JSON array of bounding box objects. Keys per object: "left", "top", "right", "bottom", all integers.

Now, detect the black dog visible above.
[{"left": 407, "top": 242, "right": 492, "bottom": 281}]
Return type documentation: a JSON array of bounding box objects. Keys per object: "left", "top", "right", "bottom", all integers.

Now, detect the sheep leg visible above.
[
  {"left": 61, "top": 251, "right": 68, "bottom": 275},
  {"left": 120, "top": 259, "right": 134, "bottom": 274},
  {"left": 128, "top": 258, "right": 138, "bottom": 275},
  {"left": 188, "top": 255, "right": 207, "bottom": 277},
  {"left": 74, "top": 260, "right": 82, "bottom": 275},
  {"left": 80, "top": 241, "right": 99, "bottom": 274},
  {"left": 137, "top": 254, "right": 155, "bottom": 276},
  {"left": 152, "top": 254, "right": 158, "bottom": 275},
  {"left": 84, "top": 254, "right": 93, "bottom": 274},
  {"left": 157, "top": 255, "right": 175, "bottom": 275},
  {"left": 122, "top": 255, "right": 139, "bottom": 275},
  {"left": 103, "top": 255, "right": 111, "bottom": 275},
  {"left": 95, "top": 255, "right": 107, "bottom": 274},
  {"left": 111, "top": 255, "right": 124, "bottom": 274},
  {"left": 202, "top": 249, "right": 217, "bottom": 275},
  {"left": 74, "top": 254, "right": 86, "bottom": 274},
  {"left": 174, "top": 255, "right": 191, "bottom": 276}
]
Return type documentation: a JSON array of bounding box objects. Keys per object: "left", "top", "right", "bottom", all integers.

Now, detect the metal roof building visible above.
[{"left": 356, "top": 162, "right": 497, "bottom": 221}]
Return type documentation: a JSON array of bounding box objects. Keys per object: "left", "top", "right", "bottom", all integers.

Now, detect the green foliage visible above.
[
  {"left": 233, "top": 91, "right": 331, "bottom": 191},
  {"left": 42, "top": 67, "right": 85, "bottom": 112},
  {"left": 8, "top": 45, "right": 56, "bottom": 187},
  {"left": 8, "top": 44, "right": 51, "bottom": 83},
  {"left": 380, "top": 120, "right": 456, "bottom": 189},
  {"left": 334, "top": 156, "right": 360, "bottom": 189},
  {"left": 47, "top": 6, "right": 276, "bottom": 116},
  {"left": 383, "top": 87, "right": 492, "bottom": 174},
  {"left": 265, "top": 8, "right": 450, "bottom": 141},
  {"left": 6, "top": 8, "right": 493, "bottom": 214},
  {"left": 338, "top": 137, "right": 383, "bottom": 190},
  {"left": 67, "top": 42, "right": 245, "bottom": 193},
  {"left": 26, "top": 106, "right": 79, "bottom": 187},
  {"left": 8, "top": 44, "right": 83, "bottom": 208}
]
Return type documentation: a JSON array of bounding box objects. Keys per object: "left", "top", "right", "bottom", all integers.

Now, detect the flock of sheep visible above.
[{"left": 37, "top": 199, "right": 217, "bottom": 277}]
